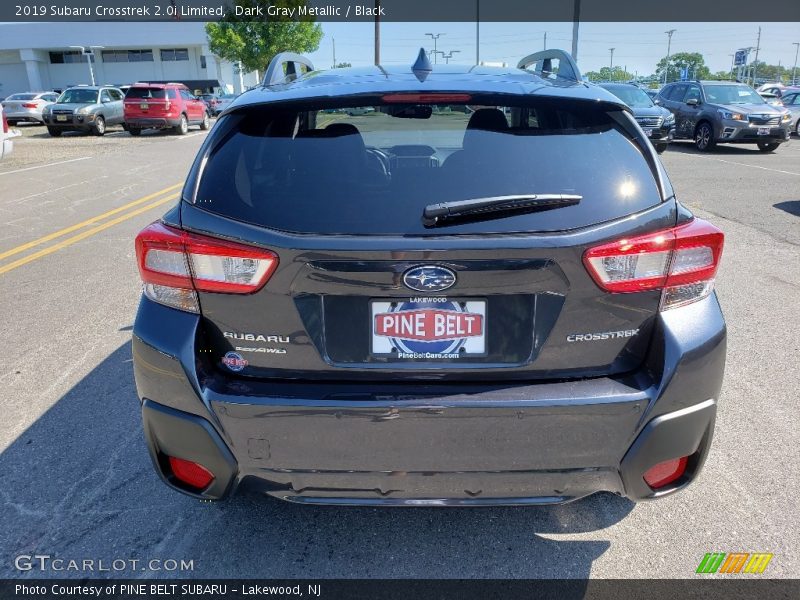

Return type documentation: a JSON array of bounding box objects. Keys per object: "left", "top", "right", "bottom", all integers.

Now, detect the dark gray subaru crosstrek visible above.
[{"left": 133, "top": 50, "right": 726, "bottom": 505}]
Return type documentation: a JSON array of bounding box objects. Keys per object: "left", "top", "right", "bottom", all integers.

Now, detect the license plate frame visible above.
[
  {"left": 757, "top": 127, "right": 770, "bottom": 135},
  {"left": 642, "top": 128, "right": 654, "bottom": 137},
  {"left": 56, "top": 115, "right": 68, "bottom": 122},
  {"left": 370, "top": 298, "right": 487, "bottom": 360},
  {"left": 140, "top": 103, "right": 149, "bottom": 110}
]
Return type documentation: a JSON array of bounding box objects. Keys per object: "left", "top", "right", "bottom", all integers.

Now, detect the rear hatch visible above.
[
  {"left": 177, "top": 93, "right": 675, "bottom": 382},
  {"left": 124, "top": 86, "right": 173, "bottom": 119}
]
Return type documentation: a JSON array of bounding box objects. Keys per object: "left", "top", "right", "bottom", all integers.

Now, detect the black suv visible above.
[
  {"left": 599, "top": 83, "right": 675, "bottom": 153},
  {"left": 657, "top": 80, "right": 791, "bottom": 152},
  {"left": 133, "top": 50, "right": 726, "bottom": 505}
]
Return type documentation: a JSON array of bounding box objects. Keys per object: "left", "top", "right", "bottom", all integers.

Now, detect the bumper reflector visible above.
[
  {"left": 643, "top": 456, "right": 688, "bottom": 489},
  {"left": 168, "top": 456, "right": 215, "bottom": 490}
]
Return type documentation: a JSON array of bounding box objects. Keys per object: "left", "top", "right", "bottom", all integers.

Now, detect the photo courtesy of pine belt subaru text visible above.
[{"left": 132, "top": 49, "right": 727, "bottom": 506}]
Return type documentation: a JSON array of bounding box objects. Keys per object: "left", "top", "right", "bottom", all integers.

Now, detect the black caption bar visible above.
[
  {"left": 2, "top": 579, "right": 799, "bottom": 600},
  {"left": 2, "top": 0, "right": 800, "bottom": 22}
]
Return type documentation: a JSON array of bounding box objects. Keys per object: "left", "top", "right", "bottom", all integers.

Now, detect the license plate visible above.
[
  {"left": 140, "top": 103, "right": 149, "bottom": 110},
  {"left": 643, "top": 128, "right": 654, "bottom": 137},
  {"left": 56, "top": 115, "right": 67, "bottom": 122},
  {"left": 371, "top": 298, "right": 486, "bottom": 359},
  {"left": 757, "top": 127, "right": 770, "bottom": 135}
]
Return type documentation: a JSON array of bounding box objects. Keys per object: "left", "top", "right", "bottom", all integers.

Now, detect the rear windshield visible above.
[
  {"left": 6, "top": 93, "right": 37, "bottom": 101},
  {"left": 126, "top": 87, "right": 167, "bottom": 99},
  {"left": 194, "top": 98, "right": 662, "bottom": 235}
]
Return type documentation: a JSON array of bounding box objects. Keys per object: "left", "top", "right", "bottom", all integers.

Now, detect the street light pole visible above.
[
  {"left": 664, "top": 29, "right": 676, "bottom": 84},
  {"left": 70, "top": 45, "right": 102, "bottom": 86},
  {"left": 443, "top": 50, "right": 461, "bottom": 64},
  {"left": 425, "top": 33, "right": 444, "bottom": 64},
  {"left": 792, "top": 42, "right": 799, "bottom": 85}
]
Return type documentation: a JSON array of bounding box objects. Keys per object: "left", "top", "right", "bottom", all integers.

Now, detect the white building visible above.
[{"left": 0, "top": 22, "right": 259, "bottom": 97}]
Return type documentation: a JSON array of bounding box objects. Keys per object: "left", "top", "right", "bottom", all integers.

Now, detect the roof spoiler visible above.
[
  {"left": 517, "top": 49, "right": 582, "bottom": 83},
  {"left": 263, "top": 52, "right": 315, "bottom": 86}
]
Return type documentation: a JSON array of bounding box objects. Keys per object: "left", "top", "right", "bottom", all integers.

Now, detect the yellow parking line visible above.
[
  {"left": 0, "top": 194, "right": 178, "bottom": 277},
  {"left": 0, "top": 182, "right": 183, "bottom": 262}
]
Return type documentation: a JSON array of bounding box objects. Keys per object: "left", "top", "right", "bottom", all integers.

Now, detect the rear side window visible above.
[
  {"left": 125, "top": 88, "right": 167, "bottom": 100},
  {"left": 194, "top": 98, "right": 662, "bottom": 236}
]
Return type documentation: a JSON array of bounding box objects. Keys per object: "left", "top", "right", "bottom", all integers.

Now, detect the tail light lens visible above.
[
  {"left": 2, "top": 112, "right": 7, "bottom": 134},
  {"left": 135, "top": 222, "right": 279, "bottom": 313},
  {"left": 168, "top": 456, "right": 215, "bottom": 490},
  {"left": 643, "top": 456, "right": 688, "bottom": 489},
  {"left": 584, "top": 218, "right": 724, "bottom": 310},
  {"left": 22, "top": 102, "right": 38, "bottom": 108}
]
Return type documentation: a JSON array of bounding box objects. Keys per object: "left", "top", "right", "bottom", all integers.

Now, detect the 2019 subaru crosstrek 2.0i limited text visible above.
[{"left": 133, "top": 51, "right": 726, "bottom": 506}]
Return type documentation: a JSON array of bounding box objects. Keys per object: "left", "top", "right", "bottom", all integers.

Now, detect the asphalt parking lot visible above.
[{"left": 0, "top": 124, "right": 798, "bottom": 579}]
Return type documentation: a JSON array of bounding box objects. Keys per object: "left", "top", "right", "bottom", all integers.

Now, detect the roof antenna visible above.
[{"left": 412, "top": 48, "right": 433, "bottom": 82}]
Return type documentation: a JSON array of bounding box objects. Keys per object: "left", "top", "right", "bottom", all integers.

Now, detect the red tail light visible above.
[
  {"left": 2, "top": 112, "right": 7, "bottom": 134},
  {"left": 21, "top": 102, "right": 38, "bottom": 108},
  {"left": 168, "top": 456, "right": 215, "bottom": 490},
  {"left": 643, "top": 456, "right": 688, "bottom": 489},
  {"left": 583, "top": 218, "right": 724, "bottom": 310},
  {"left": 135, "top": 222, "right": 279, "bottom": 312}
]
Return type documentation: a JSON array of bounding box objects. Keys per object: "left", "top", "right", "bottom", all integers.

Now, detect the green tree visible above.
[
  {"left": 655, "top": 52, "right": 711, "bottom": 83},
  {"left": 584, "top": 66, "right": 634, "bottom": 82},
  {"left": 205, "top": 1, "right": 323, "bottom": 74}
]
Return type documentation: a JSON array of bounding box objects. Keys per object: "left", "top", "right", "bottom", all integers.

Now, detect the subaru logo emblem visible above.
[{"left": 402, "top": 266, "right": 457, "bottom": 293}]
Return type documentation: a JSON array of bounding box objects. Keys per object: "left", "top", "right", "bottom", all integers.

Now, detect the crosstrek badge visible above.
[{"left": 371, "top": 299, "right": 487, "bottom": 358}]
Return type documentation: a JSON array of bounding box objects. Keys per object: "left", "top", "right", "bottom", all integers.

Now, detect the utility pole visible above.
[
  {"left": 374, "top": 0, "right": 381, "bottom": 65},
  {"left": 476, "top": 0, "right": 480, "bottom": 64},
  {"left": 729, "top": 54, "right": 735, "bottom": 79},
  {"left": 544, "top": 32, "right": 547, "bottom": 50},
  {"left": 443, "top": 50, "right": 461, "bottom": 64},
  {"left": 792, "top": 42, "right": 799, "bottom": 85},
  {"left": 664, "top": 29, "right": 676, "bottom": 84},
  {"left": 332, "top": 38, "right": 336, "bottom": 69},
  {"left": 752, "top": 26, "right": 761, "bottom": 85},
  {"left": 609, "top": 47, "right": 615, "bottom": 80},
  {"left": 426, "top": 33, "right": 444, "bottom": 64},
  {"left": 571, "top": 0, "right": 580, "bottom": 62}
]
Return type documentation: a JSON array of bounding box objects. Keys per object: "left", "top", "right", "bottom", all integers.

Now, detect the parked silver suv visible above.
[
  {"left": 42, "top": 86, "right": 125, "bottom": 136},
  {"left": 657, "top": 80, "right": 792, "bottom": 152}
]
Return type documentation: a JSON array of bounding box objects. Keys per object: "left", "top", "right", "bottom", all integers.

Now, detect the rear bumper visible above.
[
  {"left": 132, "top": 294, "right": 726, "bottom": 505},
  {"left": 125, "top": 117, "right": 180, "bottom": 129},
  {"left": 4, "top": 109, "right": 43, "bottom": 122}
]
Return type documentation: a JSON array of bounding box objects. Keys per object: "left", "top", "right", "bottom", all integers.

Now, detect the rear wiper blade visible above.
[{"left": 422, "top": 194, "right": 582, "bottom": 227}]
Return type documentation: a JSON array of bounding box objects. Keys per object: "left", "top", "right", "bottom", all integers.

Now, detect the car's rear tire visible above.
[
  {"left": 174, "top": 114, "right": 188, "bottom": 135},
  {"left": 694, "top": 122, "right": 716, "bottom": 152},
  {"left": 46, "top": 127, "right": 62, "bottom": 137},
  {"left": 757, "top": 142, "right": 779, "bottom": 153},
  {"left": 92, "top": 116, "right": 106, "bottom": 136},
  {"left": 655, "top": 143, "right": 668, "bottom": 154},
  {"left": 200, "top": 112, "right": 210, "bottom": 131},
  {"left": 128, "top": 127, "right": 142, "bottom": 137}
]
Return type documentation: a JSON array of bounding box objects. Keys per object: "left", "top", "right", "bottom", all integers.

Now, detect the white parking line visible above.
[
  {"left": 691, "top": 154, "right": 800, "bottom": 177},
  {"left": 0, "top": 156, "right": 93, "bottom": 176}
]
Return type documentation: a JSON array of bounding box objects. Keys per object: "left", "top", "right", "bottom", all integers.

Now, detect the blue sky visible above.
[{"left": 306, "top": 22, "right": 800, "bottom": 76}]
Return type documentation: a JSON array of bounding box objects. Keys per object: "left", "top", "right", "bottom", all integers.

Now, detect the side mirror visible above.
[
  {"left": 654, "top": 99, "right": 662, "bottom": 105},
  {"left": 686, "top": 98, "right": 700, "bottom": 106}
]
